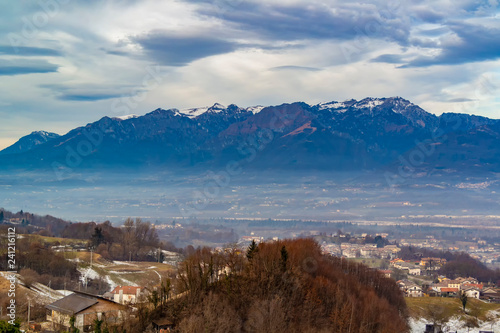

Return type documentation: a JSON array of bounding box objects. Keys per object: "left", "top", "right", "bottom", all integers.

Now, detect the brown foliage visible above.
[{"left": 171, "top": 238, "right": 409, "bottom": 333}]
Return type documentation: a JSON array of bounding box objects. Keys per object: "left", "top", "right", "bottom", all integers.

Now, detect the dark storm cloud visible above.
[{"left": 132, "top": 33, "right": 239, "bottom": 66}]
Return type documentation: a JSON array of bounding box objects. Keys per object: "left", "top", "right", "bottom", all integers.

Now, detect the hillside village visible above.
[{"left": 3, "top": 214, "right": 500, "bottom": 332}]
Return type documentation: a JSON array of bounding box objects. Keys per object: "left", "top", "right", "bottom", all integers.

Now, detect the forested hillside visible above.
[{"left": 156, "top": 238, "right": 409, "bottom": 333}]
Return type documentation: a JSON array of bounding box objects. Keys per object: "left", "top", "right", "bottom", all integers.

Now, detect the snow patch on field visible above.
[
  {"left": 105, "top": 275, "right": 118, "bottom": 290},
  {"left": 410, "top": 314, "right": 500, "bottom": 333},
  {"left": 79, "top": 267, "right": 101, "bottom": 280},
  {"left": 112, "top": 261, "right": 136, "bottom": 266}
]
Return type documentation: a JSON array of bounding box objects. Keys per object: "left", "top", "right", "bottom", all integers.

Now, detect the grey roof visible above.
[{"left": 46, "top": 293, "right": 98, "bottom": 315}]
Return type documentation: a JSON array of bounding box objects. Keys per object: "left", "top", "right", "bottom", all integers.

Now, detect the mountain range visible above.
[{"left": 1, "top": 97, "right": 499, "bottom": 173}]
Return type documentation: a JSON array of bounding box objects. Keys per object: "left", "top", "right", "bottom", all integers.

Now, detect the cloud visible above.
[
  {"left": 448, "top": 98, "right": 476, "bottom": 102},
  {"left": 58, "top": 93, "right": 125, "bottom": 102},
  {"left": 371, "top": 54, "right": 405, "bottom": 64},
  {"left": 132, "top": 32, "right": 239, "bottom": 66},
  {"left": 43, "top": 84, "right": 147, "bottom": 102},
  {"left": 0, "top": 59, "right": 58, "bottom": 76},
  {"left": 411, "top": 7, "right": 445, "bottom": 23},
  {"left": 0, "top": 45, "right": 62, "bottom": 56},
  {"left": 1, "top": 0, "right": 500, "bottom": 151},
  {"left": 269, "top": 65, "right": 321, "bottom": 72},
  {"left": 403, "top": 22, "right": 500, "bottom": 67},
  {"left": 197, "top": 2, "right": 410, "bottom": 44}
]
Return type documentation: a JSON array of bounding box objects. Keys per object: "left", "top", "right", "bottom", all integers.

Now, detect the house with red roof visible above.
[{"left": 110, "top": 286, "right": 147, "bottom": 305}]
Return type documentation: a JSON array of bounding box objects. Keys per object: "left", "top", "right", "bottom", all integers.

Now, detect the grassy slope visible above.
[
  {"left": 76, "top": 251, "right": 176, "bottom": 289},
  {"left": 407, "top": 297, "right": 500, "bottom": 322},
  {"left": 22, "top": 234, "right": 87, "bottom": 245}
]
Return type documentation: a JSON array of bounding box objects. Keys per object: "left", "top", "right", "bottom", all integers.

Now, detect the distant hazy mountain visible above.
[
  {"left": 1, "top": 97, "right": 499, "bottom": 173},
  {"left": 0, "top": 131, "right": 60, "bottom": 155}
]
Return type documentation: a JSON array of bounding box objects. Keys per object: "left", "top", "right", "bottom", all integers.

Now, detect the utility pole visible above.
[
  {"left": 27, "top": 298, "right": 31, "bottom": 328},
  {"left": 90, "top": 248, "right": 93, "bottom": 267}
]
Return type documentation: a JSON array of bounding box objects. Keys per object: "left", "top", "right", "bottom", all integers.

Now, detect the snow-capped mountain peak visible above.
[
  {"left": 245, "top": 105, "right": 265, "bottom": 114},
  {"left": 178, "top": 106, "right": 210, "bottom": 118},
  {"left": 113, "top": 114, "right": 138, "bottom": 121},
  {"left": 208, "top": 103, "right": 226, "bottom": 111},
  {"left": 353, "top": 97, "right": 385, "bottom": 109},
  {"left": 317, "top": 101, "right": 346, "bottom": 110}
]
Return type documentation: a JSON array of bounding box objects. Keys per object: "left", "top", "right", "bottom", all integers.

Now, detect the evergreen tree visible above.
[
  {"left": 460, "top": 291, "right": 468, "bottom": 312},
  {"left": 0, "top": 210, "right": 4, "bottom": 223},
  {"left": 280, "top": 245, "right": 288, "bottom": 272},
  {"left": 93, "top": 317, "right": 103, "bottom": 333},
  {"left": 69, "top": 315, "right": 80, "bottom": 333},
  {"left": 90, "top": 227, "right": 105, "bottom": 248},
  {"left": 0, "top": 320, "right": 21, "bottom": 333},
  {"left": 246, "top": 240, "right": 258, "bottom": 261}
]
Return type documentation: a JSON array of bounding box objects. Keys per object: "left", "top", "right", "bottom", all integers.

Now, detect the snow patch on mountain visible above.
[
  {"left": 246, "top": 105, "right": 265, "bottom": 114},
  {"left": 178, "top": 106, "right": 210, "bottom": 118},
  {"left": 113, "top": 114, "right": 138, "bottom": 121},
  {"left": 208, "top": 103, "right": 226, "bottom": 111},
  {"left": 317, "top": 101, "right": 347, "bottom": 110},
  {"left": 178, "top": 103, "right": 228, "bottom": 117},
  {"left": 353, "top": 98, "right": 385, "bottom": 109}
]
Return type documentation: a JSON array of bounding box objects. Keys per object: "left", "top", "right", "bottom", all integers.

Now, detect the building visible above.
[
  {"left": 46, "top": 291, "right": 127, "bottom": 332},
  {"left": 152, "top": 318, "right": 174, "bottom": 332},
  {"left": 379, "top": 270, "right": 392, "bottom": 278},
  {"left": 460, "top": 283, "right": 483, "bottom": 291},
  {"left": 424, "top": 324, "right": 443, "bottom": 333},
  {"left": 420, "top": 258, "right": 447, "bottom": 270},
  {"left": 110, "top": 286, "right": 146, "bottom": 304},
  {"left": 440, "top": 288, "right": 459, "bottom": 297},
  {"left": 463, "top": 287, "right": 481, "bottom": 299},
  {"left": 397, "top": 280, "right": 423, "bottom": 297},
  {"left": 392, "top": 261, "right": 421, "bottom": 275}
]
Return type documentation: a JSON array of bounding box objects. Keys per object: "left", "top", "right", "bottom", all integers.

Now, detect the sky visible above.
[{"left": 0, "top": 0, "right": 499, "bottom": 150}]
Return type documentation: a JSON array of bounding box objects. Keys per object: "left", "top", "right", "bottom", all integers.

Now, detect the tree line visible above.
[
  {"left": 147, "top": 238, "right": 409, "bottom": 333},
  {"left": 399, "top": 246, "right": 500, "bottom": 283}
]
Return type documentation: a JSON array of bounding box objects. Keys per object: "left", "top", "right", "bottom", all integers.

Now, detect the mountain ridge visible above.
[
  {"left": 1, "top": 97, "right": 499, "bottom": 173},
  {"left": 0, "top": 130, "right": 60, "bottom": 156}
]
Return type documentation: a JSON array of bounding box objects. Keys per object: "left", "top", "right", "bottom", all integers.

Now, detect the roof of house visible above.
[
  {"left": 441, "top": 288, "right": 459, "bottom": 293},
  {"left": 397, "top": 280, "right": 418, "bottom": 288},
  {"left": 462, "top": 283, "right": 483, "bottom": 290},
  {"left": 111, "top": 286, "right": 141, "bottom": 295},
  {"left": 46, "top": 291, "right": 127, "bottom": 315},
  {"left": 447, "top": 280, "right": 460, "bottom": 285},
  {"left": 46, "top": 293, "right": 98, "bottom": 315},
  {"left": 483, "top": 288, "right": 499, "bottom": 294}
]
